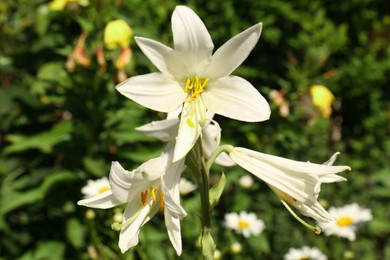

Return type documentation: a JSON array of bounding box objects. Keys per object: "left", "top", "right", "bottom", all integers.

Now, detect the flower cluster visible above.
[{"left": 78, "top": 5, "right": 351, "bottom": 256}]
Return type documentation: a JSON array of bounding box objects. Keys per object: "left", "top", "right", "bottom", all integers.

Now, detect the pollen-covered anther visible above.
[
  {"left": 140, "top": 186, "right": 164, "bottom": 212},
  {"left": 184, "top": 75, "right": 209, "bottom": 102}
]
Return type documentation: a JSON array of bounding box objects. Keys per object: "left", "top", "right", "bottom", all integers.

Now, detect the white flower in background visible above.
[
  {"left": 179, "top": 177, "right": 197, "bottom": 195},
  {"left": 116, "top": 5, "right": 270, "bottom": 162},
  {"left": 284, "top": 246, "right": 327, "bottom": 260},
  {"left": 238, "top": 175, "right": 254, "bottom": 189},
  {"left": 318, "top": 203, "right": 372, "bottom": 241},
  {"left": 78, "top": 151, "right": 187, "bottom": 255},
  {"left": 81, "top": 177, "right": 110, "bottom": 198},
  {"left": 224, "top": 211, "right": 265, "bottom": 237},
  {"left": 228, "top": 148, "right": 351, "bottom": 222}
]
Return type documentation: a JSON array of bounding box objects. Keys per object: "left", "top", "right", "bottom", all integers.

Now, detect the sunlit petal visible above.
[
  {"left": 173, "top": 102, "right": 202, "bottom": 161},
  {"left": 135, "top": 37, "right": 187, "bottom": 78},
  {"left": 116, "top": 73, "right": 186, "bottom": 112},
  {"left": 202, "top": 76, "right": 271, "bottom": 122},
  {"left": 206, "top": 23, "right": 262, "bottom": 79},
  {"left": 171, "top": 5, "right": 213, "bottom": 74},
  {"left": 77, "top": 190, "right": 122, "bottom": 209}
]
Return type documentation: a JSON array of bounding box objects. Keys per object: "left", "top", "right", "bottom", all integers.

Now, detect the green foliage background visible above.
[{"left": 1, "top": 0, "right": 389, "bottom": 259}]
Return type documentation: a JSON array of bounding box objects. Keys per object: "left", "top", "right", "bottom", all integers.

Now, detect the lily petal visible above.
[
  {"left": 165, "top": 212, "right": 183, "bottom": 255},
  {"left": 116, "top": 72, "right": 186, "bottom": 112},
  {"left": 109, "top": 162, "right": 142, "bottom": 202},
  {"left": 77, "top": 190, "right": 122, "bottom": 209},
  {"left": 202, "top": 76, "right": 271, "bottom": 122},
  {"left": 235, "top": 148, "right": 350, "bottom": 178},
  {"left": 137, "top": 153, "right": 169, "bottom": 180},
  {"left": 173, "top": 102, "right": 202, "bottom": 161},
  {"left": 171, "top": 5, "right": 214, "bottom": 74},
  {"left": 202, "top": 124, "right": 235, "bottom": 167},
  {"left": 206, "top": 23, "right": 262, "bottom": 79},
  {"left": 136, "top": 118, "right": 180, "bottom": 142},
  {"left": 119, "top": 200, "right": 158, "bottom": 253},
  {"left": 135, "top": 37, "right": 187, "bottom": 78}
]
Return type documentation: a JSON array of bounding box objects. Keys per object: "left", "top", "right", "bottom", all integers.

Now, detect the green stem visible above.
[{"left": 205, "top": 144, "right": 234, "bottom": 172}]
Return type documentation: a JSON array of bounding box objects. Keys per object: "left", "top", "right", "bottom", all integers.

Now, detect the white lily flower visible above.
[
  {"left": 77, "top": 153, "right": 187, "bottom": 255},
  {"left": 116, "top": 5, "right": 270, "bottom": 161},
  {"left": 228, "top": 147, "right": 351, "bottom": 222}
]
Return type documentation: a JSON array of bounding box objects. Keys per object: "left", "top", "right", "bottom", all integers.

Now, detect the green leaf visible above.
[
  {"left": 66, "top": 217, "right": 86, "bottom": 249},
  {"left": 3, "top": 121, "right": 73, "bottom": 154},
  {"left": 0, "top": 170, "right": 78, "bottom": 216},
  {"left": 19, "top": 240, "right": 65, "bottom": 260},
  {"left": 209, "top": 172, "right": 226, "bottom": 210}
]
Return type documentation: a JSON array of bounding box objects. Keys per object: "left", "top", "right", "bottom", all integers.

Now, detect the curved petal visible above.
[
  {"left": 165, "top": 212, "right": 182, "bottom": 255},
  {"left": 234, "top": 148, "right": 350, "bottom": 178},
  {"left": 202, "top": 76, "right": 271, "bottom": 122},
  {"left": 119, "top": 201, "right": 156, "bottom": 253},
  {"left": 77, "top": 190, "right": 122, "bottom": 209},
  {"left": 109, "top": 162, "right": 134, "bottom": 202},
  {"left": 138, "top": 153, "right": 169, "bottom": 180},
  {"left": 136, "top": 118, "right": 179, "bottom": 142},
  {"left": 173, "top": 101, "right": 203, "bottom": 161},
  {"left": 109, "top": 162, "right": 149, "bottom": 202},
  {"left": 202, "top": 124, "right": 235, "bottom": 167},
  {"left": 116, "top": 73, "right": 186, "bottom": 112},
  {"left": 171, "top": 5, "right": 214, "bottom": 75},
  {"left": 135, "top": 37, "right": 187, "bottom": 78},
  {"left": 206, "top": 23, "right": 262, "bottom": 79},
  {"left": 230, "top": 149, "right": 318, "bottom": 204}
]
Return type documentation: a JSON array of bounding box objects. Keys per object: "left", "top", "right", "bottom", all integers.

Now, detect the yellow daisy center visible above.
[
  {"left": 238, "top": 220, "right": 249, "bottom": 229},
  {"left": 184, "top": 75, "right": 209, "bottom": 102},
  {"left": 336, "top": 216, "right": 354, "bottom": 227},
  {"left": 98, "top": 186, "right": 110, "bottom": 194}
]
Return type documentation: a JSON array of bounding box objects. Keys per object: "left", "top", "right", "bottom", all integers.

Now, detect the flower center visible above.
[
  {"left": 98, "top": 186, "right": 110, "bottom": 194},
  {"left": 238, "top": 220, "right": 249, "bottom": 229},
  {"left": 140, "top": 186, "right": 164, "bottom": 212},
  {"left": 184, "top": 75, "right": 209, "bottom": 102},
  {"left": 336, "top": 216, "right": 354, "bottom": 227}
]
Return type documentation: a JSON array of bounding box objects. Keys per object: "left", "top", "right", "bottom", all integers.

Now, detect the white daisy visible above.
[
  {"left": 318, "top": 203, "right": 372, "bottom": 241},
  {"left": 224, "top": 211, "right": 265, "bottom": 237},
  {"left": 284, "top": 246, "right": 327, "bottom": 260},
  {"left": 179, "top": 177, "right": 197, "bottom": 195},
  {"left": 81, "top": 177, "right": 110, "bottom": 198}
]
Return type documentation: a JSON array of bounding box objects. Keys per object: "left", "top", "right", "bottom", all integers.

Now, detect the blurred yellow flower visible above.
[
  {"left": 310, "top": 85, "right": 335, "bottom": 118},
  {"left": 48, "top": 0, "right": 89, "bottom": 11},
  {"left": 104, "top": 20, "right": 133, "bottom": 50}
]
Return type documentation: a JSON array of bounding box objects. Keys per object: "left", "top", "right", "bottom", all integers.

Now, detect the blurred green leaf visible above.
[
  {"left": 19, "top": 240, "right": 65, "bottom": 260},
  {"left": 66, "top": 217, "right": 86, "bottom": 249},
  {"left": 3, "top": 121, "right": 73, "bottom": 154},
  {"left": 0, "top": 170, "right": 78, "bottom": 216}
]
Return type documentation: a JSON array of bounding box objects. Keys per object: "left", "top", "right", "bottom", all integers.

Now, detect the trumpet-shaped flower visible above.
[
  {"left": 116, "top": 6, "right": 270, "bottom": 161},
  {"left": 318, "top": 203, "right": 372, "bottom": 240},
  {"left": 228, "top": 148, "right": 351, "bottom": 222},
  {"left": 77, "top": 152, "right": 187, "bottom": 255}
]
